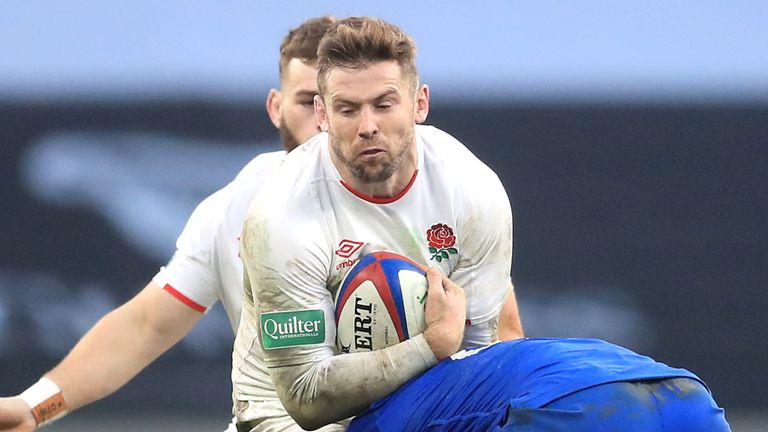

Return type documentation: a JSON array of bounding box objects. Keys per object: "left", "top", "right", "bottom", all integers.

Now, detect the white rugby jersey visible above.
[
  {"left": 152, "top": 150, "right": 285, "bottom": 331},
  {"left": 234, "top": 125, "right": 514, "bottom": 427}
]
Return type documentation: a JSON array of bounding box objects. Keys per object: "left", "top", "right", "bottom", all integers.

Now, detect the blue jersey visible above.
[{"left": 349, "top": 338, "right": 704, "bottom": 432}]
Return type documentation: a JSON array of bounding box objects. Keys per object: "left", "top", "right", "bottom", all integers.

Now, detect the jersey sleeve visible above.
[
  {"left": 451, "top": 167, "right": 514, "bottom": 347},
  {"left": 239, "top": 199, "right": 437, "bottom": 430},
  {"left": 152, "top": 151, "right": 285, "bottom": 313},
  {"left": 152, "top": 183, "right": 231, "bottom": 312}
]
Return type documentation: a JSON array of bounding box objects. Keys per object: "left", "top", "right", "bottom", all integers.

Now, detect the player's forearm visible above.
[
  {"left": 44, "top": 315, "right": 160, "bottom": 410},
  {"left": 45, "top": 310, "right": 158, "bottom": 409},
  {"left": 44, "top": 284, "right": 200, "bottom": 411},
  {"left": 270, "top": 334, "right": 436, "bottom": 430}
]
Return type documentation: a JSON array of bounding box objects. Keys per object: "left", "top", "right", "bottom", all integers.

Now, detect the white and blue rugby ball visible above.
[{"left": 334, "top": 251, "right": 428, "bottom": 353}]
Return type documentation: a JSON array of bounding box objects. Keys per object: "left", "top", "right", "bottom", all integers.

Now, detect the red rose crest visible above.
[{"left": 426, "top": 223, "right": 457, "bottom": 262}]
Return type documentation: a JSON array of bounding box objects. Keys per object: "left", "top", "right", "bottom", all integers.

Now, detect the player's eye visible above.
[{"left": 338, "top": 106, "right": 358, "bottom": 115}]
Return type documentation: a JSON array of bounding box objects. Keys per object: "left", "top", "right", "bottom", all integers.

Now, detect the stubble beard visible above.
[
  {"left": 331, "top": 126, "right": 414, "bottom": 184},
  {"left": 279, "top": 118, "right": 301, "bottom": 153}
]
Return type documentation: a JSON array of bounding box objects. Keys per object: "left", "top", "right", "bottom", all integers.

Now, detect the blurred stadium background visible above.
[{"left": 1, "top": 1, "right": 766, "bottom": 430}]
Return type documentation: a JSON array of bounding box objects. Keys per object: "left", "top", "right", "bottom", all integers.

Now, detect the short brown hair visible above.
[
  {"left": 317, "top": 17, "right": 418, "bottom": 97},
  {"left": 279, "top": 16, "right": 337, "bottom": 79}
]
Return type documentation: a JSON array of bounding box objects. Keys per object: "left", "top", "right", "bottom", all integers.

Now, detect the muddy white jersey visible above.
[
  {"left": 152, "top": 150, "right": 285, "bottom": 332},
  {"left": 233, "top": 125, "right": 513, "bottom": 427}
]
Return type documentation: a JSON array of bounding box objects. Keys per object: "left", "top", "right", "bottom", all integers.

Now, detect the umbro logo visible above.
[{"left": 335, "top": 239, "right": 364, "bottom": 258}]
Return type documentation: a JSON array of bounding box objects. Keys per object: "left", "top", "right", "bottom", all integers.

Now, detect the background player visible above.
[
  {"left": 0, "top": 16, "right": 336, "bottom": 432},
  {"left": 234, "top": 16, "right": 521, "bottom": 431}
]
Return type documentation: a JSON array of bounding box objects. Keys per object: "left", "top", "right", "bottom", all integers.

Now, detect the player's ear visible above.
[
  {"left": 266, "top": 89, "right": 282, "bottom": 129},
  {"left": 314, "top": 95, "right": 329, "bottom": 132},
  {"left": 414, "top": 84, "right": 430, "bottom": 124}
]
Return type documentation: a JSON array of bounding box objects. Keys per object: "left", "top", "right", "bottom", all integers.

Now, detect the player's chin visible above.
[{"left": 355, "top": 165, "right": 393, "bottom": 184}]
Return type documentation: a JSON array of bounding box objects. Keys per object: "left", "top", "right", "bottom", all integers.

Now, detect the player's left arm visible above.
[
  {"left": 452, "top": 168, "right": 523, "bottom": 345},
  {"left": 499, "top": 281, "right": 524, "bottom": 340}
]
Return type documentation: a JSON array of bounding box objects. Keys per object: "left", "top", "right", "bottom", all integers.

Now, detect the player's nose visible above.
[{"left": 357, "top": 106, "right": 378, "bottom": 139}]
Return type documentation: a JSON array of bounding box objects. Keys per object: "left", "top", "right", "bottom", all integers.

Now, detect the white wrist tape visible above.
[{"left": 18, "top": 378, "right": 69, "bottom": 427}]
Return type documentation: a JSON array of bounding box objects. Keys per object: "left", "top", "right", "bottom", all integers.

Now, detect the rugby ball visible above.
[{"left": 334, "top": 251, "right": 427, "bottom": 353}]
